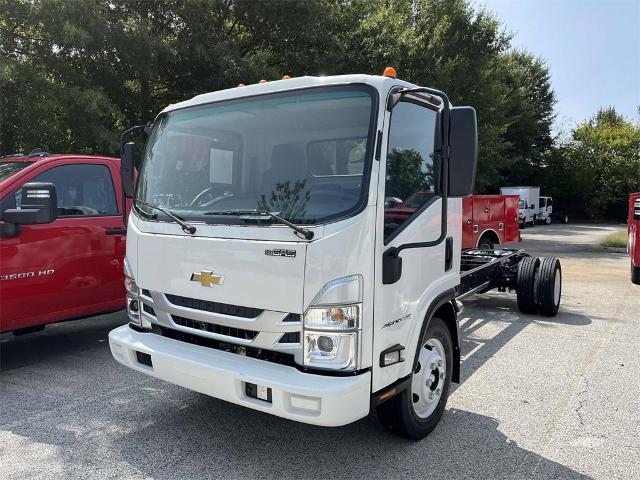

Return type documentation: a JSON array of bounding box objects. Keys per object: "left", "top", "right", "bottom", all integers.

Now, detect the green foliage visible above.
[
  {"left": 543, "top": 107, "right": 640, "bottom": 219},
  {"left": 600, "top": 229, "right": 628, "bottom": 248},
  {"left": 1, "top": 0, "right": 556, "bottom": 198}
]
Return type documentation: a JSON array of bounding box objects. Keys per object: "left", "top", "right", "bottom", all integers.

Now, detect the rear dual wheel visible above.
[{"left": 516, "top": 256, "right": 562, "bottom": 316}]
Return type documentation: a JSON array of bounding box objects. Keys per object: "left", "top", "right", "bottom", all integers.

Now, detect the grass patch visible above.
[{"left": 600, "top": 229, "right": 628, "bottom": 248}]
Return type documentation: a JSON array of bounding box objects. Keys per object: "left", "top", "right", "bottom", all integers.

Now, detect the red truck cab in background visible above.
[
  {"left": 629, "top": 192, "right": 640, "bottom": 285},
  {"left": 0, "top": 153, "right": 128, "bottom": 333}
]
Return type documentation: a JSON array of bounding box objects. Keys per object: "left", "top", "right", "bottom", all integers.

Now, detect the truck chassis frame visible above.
[{"left": 455, "top": 248, "right": 561, "bottom": 317}]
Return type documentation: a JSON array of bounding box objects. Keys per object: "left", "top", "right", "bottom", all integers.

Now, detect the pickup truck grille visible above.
[
  {"left": 172, "top": 315, "right": 258, "bottom": 340},
  {"left": 165, "top": 294, "right": 263, "bottom": 318}
]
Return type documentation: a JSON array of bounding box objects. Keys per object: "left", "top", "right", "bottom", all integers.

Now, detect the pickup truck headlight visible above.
[{"left": 303, "top": 275, "right": 362, "bottom": 371}]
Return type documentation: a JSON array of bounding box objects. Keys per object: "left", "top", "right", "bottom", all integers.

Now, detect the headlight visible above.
[
  {"left": 303, "top": 275, "right": 362, "bottom": 371},
  {"left": 124, "top": 257, "right": 143, "bottom": 327}
]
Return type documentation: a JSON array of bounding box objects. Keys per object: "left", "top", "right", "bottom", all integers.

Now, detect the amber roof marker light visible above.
[
  {"left": 383, "top": 67, "right": 397, "bottom": 78},
  {"left": 282, "top": 75, "right": 291, "bottom": 80}
]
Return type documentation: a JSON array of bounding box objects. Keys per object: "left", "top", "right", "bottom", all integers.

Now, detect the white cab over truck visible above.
[
  {"left": 501, "top": 186, "right": 540, "bottom": 227},
  {"left": 110, "top": 72, "right": 561, "bottom": 439}
]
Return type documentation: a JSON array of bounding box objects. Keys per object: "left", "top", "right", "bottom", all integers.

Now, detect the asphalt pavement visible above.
[{"left": 1, "top": 223, "right": 638, "bottom": 479}]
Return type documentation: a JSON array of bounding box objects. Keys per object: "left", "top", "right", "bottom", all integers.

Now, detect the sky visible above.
[{"left": 475, "top": 0, "right": 640, "bottom": 134}]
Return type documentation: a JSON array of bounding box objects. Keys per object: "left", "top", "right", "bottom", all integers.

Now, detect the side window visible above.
[
  {"left": 548, "top": 198, "right": 553, "bottom": 207},
  {"left": 384, "top": 101, "right": 437, "bottom": 241},
  {"left": 539, "top": 198, "right": 545, "bottom": 208},
  {"left": 26, "top": 164, "right": 118, "bottom": 217}
]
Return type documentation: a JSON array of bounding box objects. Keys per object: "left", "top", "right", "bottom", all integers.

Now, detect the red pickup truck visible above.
[
  {"left": 0, "top": 153, "right": 128, "bottom": 334},
  {"left": 629, "top": 192, "right": 640, "bottom": 285},
  {"left": 385, "top": 192, "right": 520, "bottom": 249}
]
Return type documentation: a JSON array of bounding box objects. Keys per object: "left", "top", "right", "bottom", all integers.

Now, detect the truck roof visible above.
[
  {"left": 0, "top": 153, "right": 119, "bottom": 164},
  {"left": 162, "top": 74, "right": 418, "bottom": 114}
]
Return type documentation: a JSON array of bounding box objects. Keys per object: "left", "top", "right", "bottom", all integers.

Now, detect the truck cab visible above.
[
  {"left": 629, "top": 193, "right": 640, "bottom": 284},
  {"left": 0, "top": 153, "right": 127, "bottom": 333},
  {"left": 538, "top": 196, "right": 553, "bottom": 224},
  {"left": 108, "top": 73, "right": 477, "bottom": 439}
]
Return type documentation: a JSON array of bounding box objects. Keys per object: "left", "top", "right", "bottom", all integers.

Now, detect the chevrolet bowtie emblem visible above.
[{"left": 190, "top": 270, "right": 224, "bottom": 287}]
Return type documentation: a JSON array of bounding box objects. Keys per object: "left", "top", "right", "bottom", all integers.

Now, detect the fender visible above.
[
  {"left": 373, "top": 288, "right": 460, "bottom": 402},
  {"left": 411, "top": 288, "right": 460, "bottom": 383},
  {"left": 476, "top": 228, "right": 501, "bottom": 247}
]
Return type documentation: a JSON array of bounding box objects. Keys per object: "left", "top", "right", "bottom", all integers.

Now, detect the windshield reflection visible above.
[{"left": 136, "top": 86, "right": 375, "bottom": 225}]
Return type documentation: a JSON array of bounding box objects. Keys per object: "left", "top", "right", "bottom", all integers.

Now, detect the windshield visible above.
[
  {"left": 136, "top": 86, "right": 376, "bottom": 225},
  {"left": 0, "top": 161, "right": 31, "bottom": 182},
  {"left": 518, "top": 199, "right": 525, "bottom": 209}
]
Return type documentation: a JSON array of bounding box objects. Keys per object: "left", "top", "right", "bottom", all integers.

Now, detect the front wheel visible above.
[
  {"left": 376, "top": 317, "right": 453, "bottom": 440},
  {"left": 545, "top": 216, "right": 551, "bottom": 225}
]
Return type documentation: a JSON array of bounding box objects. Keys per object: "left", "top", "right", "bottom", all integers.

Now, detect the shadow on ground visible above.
[{"left": 0, "top": 303, "right": 593, "bottom": 479}]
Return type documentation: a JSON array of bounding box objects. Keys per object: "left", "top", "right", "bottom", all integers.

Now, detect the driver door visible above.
[{"left": 373, "top": 98, "right": 460, "bottom": 391}]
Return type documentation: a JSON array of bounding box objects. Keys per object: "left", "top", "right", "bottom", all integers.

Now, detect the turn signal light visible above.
[
  {"left": 383, "top": 66, "right": 397, "bottom": 78},
  {"left": 282, "top": 75, "right": 291, "bottom": 80},
  {"left": 259, "top": 79, "right": 268, "bottom": 83}
]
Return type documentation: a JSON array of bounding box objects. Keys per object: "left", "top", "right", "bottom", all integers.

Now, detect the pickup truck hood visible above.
[{"left": 135, "top": 232, "right": 307, "bottom": 314}]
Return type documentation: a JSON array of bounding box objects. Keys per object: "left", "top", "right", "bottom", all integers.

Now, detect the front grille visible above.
[
  {"left": 141, "top": 289, "right": 152, "bottom": 297},
  {"left": 153, "top": 325, "right": 296, "bottom": 368},
  {"left": 282, "top": 313, "right": 301, "bottom": 322},
  {"left": 172, "top": 315, "right": 258, "bottom": 340},
  {"left": 278, "top": 332, "right": 300, "bottom": 343},
  {"left": 165, "top": 294, "right": 263, "bottom": 319},
  {"left": 142, "top": 303, "right": 156, "bottom": 316}
]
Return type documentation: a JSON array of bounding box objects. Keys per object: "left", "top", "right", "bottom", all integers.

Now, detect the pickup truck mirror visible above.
[
  {"left": 448, "top": 106, "right": 477, "bottom": 197},
  {"left": 2, "top": 182, "right": 58, "bottom": 225},
  {"left": 121, "top": 142, "right": 135, "bottom": 198}
]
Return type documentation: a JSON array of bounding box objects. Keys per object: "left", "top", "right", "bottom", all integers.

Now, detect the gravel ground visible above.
[{"left": 1, "top": 223, "right": 638, "bottom": 480}]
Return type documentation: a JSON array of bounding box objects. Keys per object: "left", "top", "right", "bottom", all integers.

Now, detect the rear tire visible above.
[
  {"left": 478, "top": 237, "right": 495, "bottom": 250},
  {"left": 376, "top": 316, "right": 453, "bottom": 440},
  {"left": 516, "top": 256, "right": 540, "bottom": 314},
  {"left": 537, "top": 257, "right": 562, "bottom": 316},
  {"left": 632, "top": 262, "right": 640, "bottom": 285}
]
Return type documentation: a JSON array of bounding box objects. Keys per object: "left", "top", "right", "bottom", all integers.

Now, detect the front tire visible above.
[
  {"left": 376, "top": 316, "right": 453, "bottom": 440},
  {"left": 545, "top": 216, "right": 551, "bottom": 225}
]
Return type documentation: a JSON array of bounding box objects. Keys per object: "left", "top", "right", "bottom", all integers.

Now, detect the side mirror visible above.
[
  {"left": 448, "top": 106, "right": 478, "bottom": 197},
  {"left": 121, "top": 142, "right": 135, "bottom": 198},
  {"left": 2, "top": 182, "right": 58, "bottom": 225}
]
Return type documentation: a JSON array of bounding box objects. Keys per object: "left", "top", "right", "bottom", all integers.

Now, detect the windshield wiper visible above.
[
  {"left": 204, "top": 209, "right": 314, "bottom": 240},
  {"left": 135, "top": 199, "right": 196, "bottom": 235}
]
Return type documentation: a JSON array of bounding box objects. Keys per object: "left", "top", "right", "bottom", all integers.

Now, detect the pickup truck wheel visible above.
[
  {"left": 516, "top": 256, "right": 540, "bottom": 314},
  {"left": 376, "top": 316, "right": 452, "bottom": 440},
  {"left": 537, "top": 257, "right": 562, "bottom": 316},
  {"left": 631, "top": 262, "right": 640, "bottom": 285},
  {"left": 545, "top": 216, "right": 551, "bottom": 225}
]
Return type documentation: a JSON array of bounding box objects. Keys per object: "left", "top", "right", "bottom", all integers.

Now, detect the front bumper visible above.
[{"left": 109, "top": 325, "right": 371, "bottom": 426}]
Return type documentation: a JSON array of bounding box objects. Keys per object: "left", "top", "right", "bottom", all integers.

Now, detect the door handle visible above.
[
  {"left": 445, "top": 236, "right": 453, "bottom": 271},
  {"left": 105, "top": 228, "right": 127, "bottom": 235}
]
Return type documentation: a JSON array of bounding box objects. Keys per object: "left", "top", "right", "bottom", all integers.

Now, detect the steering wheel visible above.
[{"left": 190, "top": 187, "right": 219, "bottom": 207}]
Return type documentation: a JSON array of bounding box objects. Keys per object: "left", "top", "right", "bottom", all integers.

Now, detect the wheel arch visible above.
[
  {"left": 477, "top": 229, "right": 500, "bottom": 247},
  {"left": 411, "top": 289, "right": 461, "bottom": 384}
]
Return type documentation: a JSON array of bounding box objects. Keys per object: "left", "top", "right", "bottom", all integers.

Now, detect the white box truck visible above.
[
  {"left": 500, "top": 186, "right": 540, "bottom": 227},
  {"left": 110, "top": 71, "right": 562, "bottom": 439}
]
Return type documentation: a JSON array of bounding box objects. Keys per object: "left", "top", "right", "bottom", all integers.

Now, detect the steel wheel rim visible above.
[
  {"left": 554, "top": 268, "right": 562, "bottom": 305},
  {"left": 411, "top": 337, "right": 446, "bottom": 419}
]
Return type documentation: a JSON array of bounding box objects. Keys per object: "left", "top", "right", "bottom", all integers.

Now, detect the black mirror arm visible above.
[{"left": 119, "top": 123, "right": 150, "bottom": 153}]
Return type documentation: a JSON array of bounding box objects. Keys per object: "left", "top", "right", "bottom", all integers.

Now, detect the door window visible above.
[
  {"left": 15, "top": 164, "right": 118, "bottom": 217},
  {"left": 383, "top": 101, "right": 437, "bottom": 241}
]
